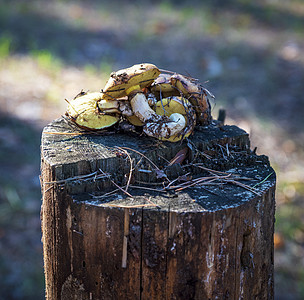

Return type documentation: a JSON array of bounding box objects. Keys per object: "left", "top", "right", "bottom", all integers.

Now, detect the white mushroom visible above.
[
  {"left": 144, "top": 113, "right": 186, "bottom": 139},
  {"left": 129, "top": 93, "right": 161, "bottom": 123},
  {"left": 153, "top": 96, "right": 196, "bottom": 142},
  {"left": 129, "top": 93, "right": 187, "bottom": 141}
]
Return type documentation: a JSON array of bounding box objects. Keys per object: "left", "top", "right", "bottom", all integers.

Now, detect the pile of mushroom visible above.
[{"left": 66, "top": 63, "right": 213, "bottom": 142}]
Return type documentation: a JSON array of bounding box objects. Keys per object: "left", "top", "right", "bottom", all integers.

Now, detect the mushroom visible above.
[
  {"left": 66, "top": 92, "right": 120, "bottom": 130},
  {"left": 150, "top": 73, "right": 179, "bottom": 98},
  {"left": 102, "top": 63, "right": 161, "bottom": 100},
  {"left": 102, "top": 63, "right": 189, "bottom": 141},
  {"left": 128, "top": 92, "right": 188, "bottom": 141},
  {"left": 151, "top": 73, "right": 213, "bottom": 126},
  {"left": 152, "top": 96, "right": 196, "bottom": 142},
  {"left": 101, "top": 63, "right": 161, "bottom": 127},
  {"left": 64, "top": 64, "right": 214, "bottom": 141},
  {"left": 126, "top": 93, "right": 158, "bottom": 127},
  {"left": 170, "top": 74, "right": 212, "bottom": 125}
]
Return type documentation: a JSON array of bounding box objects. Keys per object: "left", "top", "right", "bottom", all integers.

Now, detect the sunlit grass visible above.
[
  {"left": 0, "top": 35, "right": 12, "bottom": 59},
  {"left": 31, "top": 49, "right": 62, "bottom": 72}
]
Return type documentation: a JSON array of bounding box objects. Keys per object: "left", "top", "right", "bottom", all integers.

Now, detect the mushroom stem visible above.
[
  {"left": 129, "top": 93, "right": 161, "bottom": 122},
  {"left": 130, "top": 93, "right": 186, "bottom": 139},
  {"left": 118, "top": 101, "right": 133, "bottom": 117},
  {"left": 144, "top": 113, "right": 186, "bottom": 139}
]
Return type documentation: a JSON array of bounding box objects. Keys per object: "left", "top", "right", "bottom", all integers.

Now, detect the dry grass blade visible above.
[
  {"left": 129, "top": 185, "right": 166, "bottom": 193},
  {"left": 44, "top": 171, "right": 110, "bottom": 184},
  {"left": 190, "top": 164, "right": 231, "bottom": 175},
  {"left": 175, "top": 178, "right": 217, "bottom": 192},
  {"left": 99, "top": 168, "right": 133, "bottom": 198},
  {"left": 158, "top": 68, "right": 198, "bottom": 81},
  {"left": 43, "top": 131, "right": 84, "bottom": 136},
  {"left": 186, "top": 141, "right": 212, "bottom": 159},
  {"left": 120, "top": 146, "right": 160, "bottom": 170},
  {"left": 144, "top": 197, "right": 161, "bottom": 208},
  {"left": 165, "top": 172, "right": 191, "bottom": 189},
  {"left": 166, "top": 175, "right": 219, "bottom": 191},
  {"left": 120, "top": 147, "right": 172, "bottom": 184},
  {"left": 115, "top": 146, "right": 133, "bottom": 193},
  {"left": 226, "top": 179, "right": 261, "bottom": 196},
  {"left": 253, "top": 172, "right": 274, "bottom": 188},
  {"left": 106, "top": 203, "right": 156, "bottom": 208},
  {"left": 175, "top": 175, "right": 229, "bottom": 192},
  {"left": 90, "top": 188, "right": 123, "bottom": 199}
]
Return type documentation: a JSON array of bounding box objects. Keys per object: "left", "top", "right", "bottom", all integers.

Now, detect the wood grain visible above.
[{"left": 41, "top": 117, "right": 275, "bottom": 299}]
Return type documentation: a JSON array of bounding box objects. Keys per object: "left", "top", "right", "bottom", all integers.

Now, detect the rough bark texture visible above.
[{"left": 41, "top": 117, "right": 275, "bottom": 299}]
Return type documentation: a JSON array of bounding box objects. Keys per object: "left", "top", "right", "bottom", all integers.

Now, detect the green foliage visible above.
[
  {"left": 275, "top": 201, "right": 304, "bottom": 241},
  {"left": 0, "top": 35, "right": 12, "bottom": 59},
  {"left": 99, "top": 60, "right": 113, "bottom": 76},
  {"left": 31, "top": 49, "right": 62, "bottom": 71}
]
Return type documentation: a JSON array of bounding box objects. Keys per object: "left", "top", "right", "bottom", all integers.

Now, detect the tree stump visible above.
[{"left": 40, "top": 117, "right": 276, "bottom": 300}]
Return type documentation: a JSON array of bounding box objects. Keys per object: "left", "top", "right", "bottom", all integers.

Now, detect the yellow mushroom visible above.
[
  {"left": 150, "top": 73, "right": 179, "bottom": 99},
  {"left": 128, "top": 92, "right": 189, "bottom": 141},
  {"left": 170, "top": 74, "right": 201, "bottom": 95},
  {"left": 126, "top": 115, "right": 144, "bottom": 127},
  {"left": 66, "top": 92, "right": 119, "bottom": 130},
  {"left": 153, "top": 97, "right": 196, "bottom": 142},
  {"left": 101, "top": 62, "right": 163, "bottom": 129},
  {"left": 151, "top": 73, "right": 212, "bottom": 126},
  {"left": 170, "top": 74, "right": 212, "bottom": 125},
  {"left": 102, "top": 63, "right": 161, "bottom": 100}
]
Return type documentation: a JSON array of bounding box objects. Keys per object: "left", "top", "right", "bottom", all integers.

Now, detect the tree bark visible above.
[{"left": 41, "top": 117, "right": 275, "bottom": 299}]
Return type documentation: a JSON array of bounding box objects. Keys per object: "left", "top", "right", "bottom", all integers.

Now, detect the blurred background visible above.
[{"left": 0, "top": 0, "right": 303, "bottom": 299}]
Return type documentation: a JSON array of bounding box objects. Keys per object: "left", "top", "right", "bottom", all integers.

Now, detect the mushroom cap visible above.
[
  {"left": 188, "top": 93, "right": 212, "bottom": 125},
  {"left": 126, "top": 115, "right": 144, "bottom": 126},
  {"left": 154, "top": 96, "right": 196, "bottom": 142},
  {"left": 150, "top": 73, "right": 180, "bottom": 99},
  {"left": 66, "top": 92, "right": 119, "bottom": 130},
  {"left": 102, "top": 63, "right": 161, "bottom": 100},
  {"left": 170, "top": 74, "right": 200, "bottom": 95}
]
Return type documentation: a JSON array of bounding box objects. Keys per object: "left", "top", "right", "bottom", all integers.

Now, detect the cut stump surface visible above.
[{"left": 41, "top": 117, "right": 275, "bottom": 300}]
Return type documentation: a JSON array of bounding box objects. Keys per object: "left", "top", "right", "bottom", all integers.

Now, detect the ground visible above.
[{"left": 0, "top": 0, "right": 303, "bottom": 299}]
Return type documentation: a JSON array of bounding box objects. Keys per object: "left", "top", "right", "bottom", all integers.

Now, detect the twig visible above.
[{"left": 44, "top": 185, "right": 54, "bottom": 193}]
